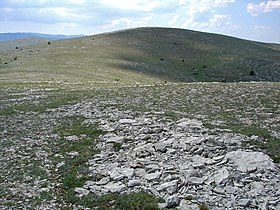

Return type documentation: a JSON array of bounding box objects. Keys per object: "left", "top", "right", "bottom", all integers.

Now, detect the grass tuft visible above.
[{"left": 199, "top": 203, "right": 209, "bottom": 210}]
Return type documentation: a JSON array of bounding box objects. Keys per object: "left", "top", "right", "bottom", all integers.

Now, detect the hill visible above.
[
  {"left": 0, "top": 37, "right": 49, "bottom": 52},
  {"left": 0, "top": 27, "right": 280, "bottom": 83}
]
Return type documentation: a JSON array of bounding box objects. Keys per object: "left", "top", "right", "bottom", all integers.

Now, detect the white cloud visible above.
[
  {"left": 178, "top": 0, "right": 235, "bottom": 30},
  {"left": 179, "top": 0, "right": 235, "bottom": 13},
  {"left": 100, "top": 16, "right": 153, "bottom": 31},
  {"left": 68, "top": 0, "right": 86, "bottom": 4},
  {"left": 254, "top": 25, "right": 271, "bottom": 30},
  {"left": 40, "top": 7, "right": 78, "bottom": 18},
  {"left": 210, "top": 14, "right": 230, "bottom": 26},
  {"left": 100, "top": 0, "right": 162, "bottom": 12},
  {"left": 168, "top": 14, "right": 180, "bottom": 25},
  {"left": 254, "top": 25, "right": 271, "bottom": 36},
  {"left": 247, "top": 1, "right": 280, "bottom": 16},
  {"left": 181, "top": 13, "right": 238, "bottom": 34}
]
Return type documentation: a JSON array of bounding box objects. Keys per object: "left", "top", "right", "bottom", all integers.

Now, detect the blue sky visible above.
[{"left": 0, "top": 0, "right": 279, "bottom": 43}]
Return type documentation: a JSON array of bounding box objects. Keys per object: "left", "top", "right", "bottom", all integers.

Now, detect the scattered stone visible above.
[
  {"left": 68, "top": 151, "right": 79, "bottom": 157},
  {"left": 166, "top": 194, "right": 180, "bottom": 208},
  {"left": 237, "top": 199, "right": 251, "bottom": 207},
  {"left": 62, "top": 108, "right": 280, "bottom": 210},
  {"left": 213, "top": 168, "right": 229, "bottom": 185},
  {"left": 96, "top": 177, "right": 110, "bottom": 185},
  {"left": 213, "top": 187, "right": 225, "bottom": 194},
  {"left": 106, "top": 135, "right": 124, "bottom": 144},
  {"left": 74, "top": 188, "right": 89, "bottom": 197},
  {"left": 109, "top": 168, "right": 126, "bottom": 181},
  {"left": 158, "top": 202, "right": 166, "bottom": 209},
  {"left": 158, "top": 180, "right": 178, "bottom": 194},
  {"left": 64, "top": 135, "right": 79, "bottom": 141},
  {"left": 145, "top": 171, "right": 162, "bottom": 181},
  {"left": 128, "top": 179, "right": 141, "bottom": 188},
  {"left": 154, "top": 143, "right": 168, "bottom": 153},
  {"left": 213, "top": 155, "right": 225, "bottom": 162},
  {"left": 3, "top": 99, "right": 279, "bottom": 210},
  {"left": 119, "top": 119, "right": 137, "bottom": 124},
  {"left": 178, "top": 200, "right": 199, "bottom": 210},
  {"left": 56, "top": 162, "right": 65, "bottom": 168},
  {"left": 188, "top": 177, "right": 204, "bottom": 185},
  {"left": 224, "top": 186, "right": 238, "bottom": 194},
  {"left": 104, "top": 182, "right": 126, "bottom": 193},
  {"left": 121, "top": 167, "right": 135, "bottom": 178}
]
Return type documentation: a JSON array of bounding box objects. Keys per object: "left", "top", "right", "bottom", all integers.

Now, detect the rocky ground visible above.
[{"left": 0, "top": 82, "right": 279, "bottom": 209}]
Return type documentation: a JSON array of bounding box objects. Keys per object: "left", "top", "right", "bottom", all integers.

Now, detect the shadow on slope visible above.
[
  {"left": 1, "top": 27, "right": 280, "bottom": 84},
  {"left": 107, "top": 27, "right": 280, "bottom": 82}
]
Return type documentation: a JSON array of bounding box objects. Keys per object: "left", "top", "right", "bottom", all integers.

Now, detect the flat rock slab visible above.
[
  {"left": 226, "top": 150, "right": 276, "bottom": 172},
  {"left": 188, "top": 177, "right": 204, "bottom": 185},
  {"left": 119, "top": 119, "right": 137, "bottom": 124},
  {"left": 213, "top": 167, "right": 229, "bottom": 185},
  {"left": 145, "top": 171, "right": 162, "bottom": 181},
  {"left": 237, "top": 199, "right": 251, "bottom": 207},
  {"left": 104, "top": 182, "right": 126, "bottom": 193}
]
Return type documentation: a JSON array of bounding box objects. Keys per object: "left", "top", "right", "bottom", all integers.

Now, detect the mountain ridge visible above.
[
  {"left": 0, "top": 32, "right": 84, "bottom": 42},
  {"left": 1, "top": 27, "right": 279, "bottom": 83}
]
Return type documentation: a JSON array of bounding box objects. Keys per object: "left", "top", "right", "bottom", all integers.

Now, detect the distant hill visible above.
[
  {"left": 0, "top": 37, "right": 50, "bottom": 52},
  {"left": 0, "top": 27, "right": 279, "bottom": 83},
  {"left": 0, "top": 32, "right": 83, "bottom": 42}
]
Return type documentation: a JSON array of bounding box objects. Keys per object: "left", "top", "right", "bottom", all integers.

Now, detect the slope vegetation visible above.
[{"left": 1, "top": 27, "right": 280, "bottom": 84}]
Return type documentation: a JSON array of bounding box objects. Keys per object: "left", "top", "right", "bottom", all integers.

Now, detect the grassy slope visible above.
[
  {"left": 0, "top": 37, "right": 50, "bottom": 52},
  {"left": 1, "top": 27, "right": 280, "bottom": 84}
]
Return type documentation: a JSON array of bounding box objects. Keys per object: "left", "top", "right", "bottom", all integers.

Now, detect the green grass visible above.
[
  {"left": 229, "top": 124, "right": 271, "bottom": 139},
  {"left": 112, "top": 142, "right": 123, "bottom": 151},
  {"left": 114, "top": 192, "right": 160, "bottom": 210},
  {"left": 165, "top": 111, "right": 179, "bottom": 120},
  {"left": 199, "top": 203, "right": 209, "bottom": 210},
  {"left": 65, "top": 191, "right": 160, "bottom": 210},
  {"left": 0, "top": 89, "right": 83, "bottom": 116},
  {"left": 47, "top": 116, "right": 105, "bottom": 207},
  {"left": 56, "top": 116, "right": 103, "bottom": 138},
  {"left": 61, "top": 172, "right": 88, "bottom": 205},
  {"left": 184, "top": 195, "right": 193, "bottom": 201}
]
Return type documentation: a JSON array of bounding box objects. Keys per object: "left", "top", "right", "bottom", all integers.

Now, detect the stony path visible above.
[{"left": 1, "top": 91, "right": 279, "bottom": 209}]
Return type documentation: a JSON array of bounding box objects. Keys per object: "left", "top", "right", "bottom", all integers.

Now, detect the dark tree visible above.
[{"left": 250, "top": 70, "right": 255, "bottom": 76}]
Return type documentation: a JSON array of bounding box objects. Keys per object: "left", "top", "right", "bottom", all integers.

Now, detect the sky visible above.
[{"left": 0, "top": 0, "right": 280, "bottom": 43}]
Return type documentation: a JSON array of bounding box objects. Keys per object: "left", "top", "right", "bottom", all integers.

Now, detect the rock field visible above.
[
  {"left": 61, "top": 102, "right": 280, "bottom": 210},
  {"left": 1, "top": 83, "right": 279, "bottom": 210}
]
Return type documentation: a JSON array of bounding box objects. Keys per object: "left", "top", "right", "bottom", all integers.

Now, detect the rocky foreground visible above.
[
  {"left": 58, "top": 102, "right": 279, "bottom": 210},
  {"left": 1, "top": 83, "right": 279, "bottom": 210}
]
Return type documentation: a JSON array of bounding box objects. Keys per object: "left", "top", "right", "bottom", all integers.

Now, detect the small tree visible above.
[{"left": 250, "top": 70, "right": 255, "bottom": 76}]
